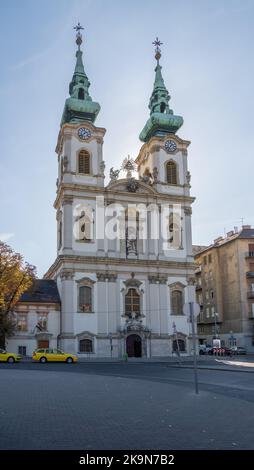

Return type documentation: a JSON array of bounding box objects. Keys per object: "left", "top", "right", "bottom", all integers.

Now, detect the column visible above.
[
  {"left": 60, "top": 270, "right": 75, "bottom": 353},
  {"left": 62, "top": 199, "right": 73, "bottom": 252}
]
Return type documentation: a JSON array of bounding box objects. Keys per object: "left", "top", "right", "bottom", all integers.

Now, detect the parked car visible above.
[
  {"left": 0, "top": 348, "right": 22, "bottom": 363},
  {"left": 199, "top": 344, "right": 213, "bottom": 355},
  {"left": 218, "top": 346, "right": 233, "bottom": 356},
  {"left": 230, "top": 346, "right": 247, "bottom": 355},
  {"left": 32, "top": 348, "right": 78, "bottom": 363}
]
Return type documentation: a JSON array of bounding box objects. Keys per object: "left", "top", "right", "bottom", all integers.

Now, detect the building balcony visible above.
[
  {"left": 247, "top": 291, "right": 254, "bottom": 299},
  {"left": 245, "top": 252, "right": 254, "bottom": 258},
  {"left": 195, "top": 266, "right": 202, "bottom": 274},
  {"left": 196, "top": 284, "right": 202, "bottom": 290},
  {"left": 202, "top": 318, "right": 222, "bottom": 325},
  {"left": 247, "top": 271, "right": 254, "bottom": 278}
]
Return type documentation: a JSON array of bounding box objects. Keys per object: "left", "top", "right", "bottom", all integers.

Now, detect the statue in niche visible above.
[{"left": 126, "top": 227, "right": 137, "bottom": 255}]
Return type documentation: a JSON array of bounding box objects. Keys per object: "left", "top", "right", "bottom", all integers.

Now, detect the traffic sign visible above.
[{"left": 183, "top": 302, "right": 200, "bottom": 317}]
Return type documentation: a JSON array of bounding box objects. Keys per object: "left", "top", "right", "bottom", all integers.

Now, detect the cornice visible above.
[
  {"left": 135, "top": 134, "right": 191, "bottom": 166},
  {"left": 56, "top": 121, "right": 107, "bottom": 154},
  {"left": 54, "top": 182, "right": 195, "bottom": 209},
  {"left": 44, "top": 254, "right": 195, "bottom": 280}
]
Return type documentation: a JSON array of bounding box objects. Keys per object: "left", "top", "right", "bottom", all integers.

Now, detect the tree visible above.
[{"left": 0, "top": 242, "right": 36, "bottom": 348}]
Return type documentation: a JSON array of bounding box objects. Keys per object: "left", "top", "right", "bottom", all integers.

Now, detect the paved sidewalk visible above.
[{"left": 1, "top": 365, "right": 254, "bottom": 450}]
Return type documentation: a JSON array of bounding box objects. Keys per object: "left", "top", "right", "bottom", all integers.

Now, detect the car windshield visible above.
[{"left": 0, "top": 349, "right": 6, "bottom": 354}]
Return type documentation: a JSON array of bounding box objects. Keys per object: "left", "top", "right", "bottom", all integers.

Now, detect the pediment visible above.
[{"left": 106, "top": 178, "right": 158, "bottom": 195}]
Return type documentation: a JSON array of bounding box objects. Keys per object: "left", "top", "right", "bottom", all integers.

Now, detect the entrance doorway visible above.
[
  {"left": 126, "top": 334, "right": 142, "bottom": 357},
  {"left": 37, "top": 340, "right": 49, "bottom": 349}
]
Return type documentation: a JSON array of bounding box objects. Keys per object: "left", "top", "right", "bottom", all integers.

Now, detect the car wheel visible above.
[
  {"left": 66, "top": 357, "right": 73, "bottom": 363},
  {"left": 7, "top": 356, "right": 15, "bottom": 363},
  {"left": 40, "top": 356, "right": 47, "bottom": 363}
]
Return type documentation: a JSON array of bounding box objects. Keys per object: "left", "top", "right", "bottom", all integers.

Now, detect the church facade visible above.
[{"left": 8, "top": 29, "right": 196, "bottom": 358}]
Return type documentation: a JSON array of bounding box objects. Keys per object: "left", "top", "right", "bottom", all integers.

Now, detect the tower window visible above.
[
  {"left": 166, "top": 161, "right": 177, "bottom": 185},
  {"left": 79, "top": 286, "right": 92, "bottom": 312},
  {"left": 78, "top": 88, "right": 85, "bottom": 100},
  {"left": 78, "top": 150, "right": 90, "bottom": 174}
]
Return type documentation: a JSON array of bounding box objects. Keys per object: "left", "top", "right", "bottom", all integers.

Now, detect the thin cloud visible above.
[{"left": 0, "top": 233, "right": 14, "bottom": 242}]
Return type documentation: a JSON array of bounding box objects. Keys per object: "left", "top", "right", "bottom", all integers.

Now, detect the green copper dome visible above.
[
  {"left": 139, "top": 39, "right": 183, "bottom": 142},
  {"left": 61, "top": 27, "right": 100, "bottom": 126}
]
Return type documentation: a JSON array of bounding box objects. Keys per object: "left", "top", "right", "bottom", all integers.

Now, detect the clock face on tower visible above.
[
  {"left": 78, "top": 127, "right": 91, "bottom": 140},
  {"left": 165, "top": 140, "right": 177, "bottom": 153}
]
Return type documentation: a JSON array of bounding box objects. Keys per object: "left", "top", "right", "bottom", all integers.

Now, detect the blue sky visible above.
[{"left": 1, "top": 0, "right": 254, "bottom": 276}]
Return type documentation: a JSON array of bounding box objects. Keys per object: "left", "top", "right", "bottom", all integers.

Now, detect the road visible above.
[{"left": 1, "top": 361, "right": 254, "bottom": 450}]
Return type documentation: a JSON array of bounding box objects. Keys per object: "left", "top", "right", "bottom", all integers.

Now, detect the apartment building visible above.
[{"left": 193, "top": 225, "right": 254, "bottom": 351}]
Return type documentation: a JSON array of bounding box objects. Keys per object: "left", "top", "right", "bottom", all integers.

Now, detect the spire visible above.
[
  {"left": 61, "top": 24, "right": 100, "bottom": 126},
  {"left": 139, "top": 38, "right": 183, "bottom": 143}
]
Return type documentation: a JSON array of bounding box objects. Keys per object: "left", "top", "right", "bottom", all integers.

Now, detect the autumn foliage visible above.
[{"left": 0, "top": 242, "right": 36, "bottom": 348}]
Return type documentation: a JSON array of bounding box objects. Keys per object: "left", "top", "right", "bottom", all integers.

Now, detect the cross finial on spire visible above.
[
  {"left": 152, "top": 37, "right": 163, "bottom": 62},
  {"left": 74, "top": 22, "right": 84, "bottom": 49}
]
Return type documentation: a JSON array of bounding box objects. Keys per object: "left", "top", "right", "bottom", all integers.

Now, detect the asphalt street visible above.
[{"left": 1, "top": 361, "right": 254, "bottom": 450}]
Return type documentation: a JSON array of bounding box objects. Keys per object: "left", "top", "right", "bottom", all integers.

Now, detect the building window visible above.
[
  {"left": 79, "top": 286, "right": 92, "bottom": 312},
  {"left": 203, "top": 256, "right": 207, "bottom": 265},
  {"left": 250, "top": 262, "right": 254, "bottom": 272},
  {"left": 171, "top": 290, "right": 183, "bottom": 315},
  {"left": 18, "top": 346, "right": 27, "bottom": 356},
  {"left": 166, "top": 161, "right": 177, "bottom": 185},
  {"left": 249, "top": 244, "right": 254, "bottom": 256},
  {"left": 208, "top": 254, "right": 212, "bottom": 263},
  {"left": 173, "top": 339, "right": 186, "bottom": 352},
  {"left": 79, "top": 339, "right": 93, "bottom": 353},
  {"left": 17, "top": 315, "right": 28, "bottom": 332},
  {"left": 37, "top": 314, "right": 48, "bottom": 331},
  {"left": 78, "top": 150, "right": 90, "bottom": 174},
  {"left": 206, "top": 308, "right": 210, "bottom": 318},
  {"left": 125, "top": 288, "right": 140, "bottom": 317}
]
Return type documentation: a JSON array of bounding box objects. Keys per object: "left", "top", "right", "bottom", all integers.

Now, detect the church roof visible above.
[
  {"left": 61, "top": 23, "right": 100, "bottom": 126},
  {"left": 139, "top": 38, "right": 183, "bottom": 142},
  {"left": 19, "top": 280, "right": 60, "bottom": 304}
]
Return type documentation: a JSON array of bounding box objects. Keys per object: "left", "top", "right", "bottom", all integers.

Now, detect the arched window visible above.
[
  {"left": 125, "top": 288, "right": 140, "bottom": 318},
  {"left": 78, "top": 150, "right": 90, "bottom": 174},
  {"left": 79, "top": 339, "right": 93, "bottom": 353},
  {"left": 171, "top": 290, "right": 183, "bottom": 315},
  {"left": 173, "top": 339, "right": 186, "bottom": 352},
  {"left": 79, "top": 286, "right": 92, "bottom": 312},
  {"left": 78, "top": 88, "right": 85, "bottom": 100},
  {"left": 166, "top": 161, "right": 177, "bottom": 185}
]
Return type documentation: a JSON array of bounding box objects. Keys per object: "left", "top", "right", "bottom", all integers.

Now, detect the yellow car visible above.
[
  {"left": 0, "top": 348, "right": 22, "bottom": 363},
  {"left": 32, "top": 348, "right": 77, "bottom": 363}
]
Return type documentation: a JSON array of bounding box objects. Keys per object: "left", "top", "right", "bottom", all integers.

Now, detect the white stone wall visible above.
[{"left": 6, "top": 305, "right": 60, "bottom": 356}]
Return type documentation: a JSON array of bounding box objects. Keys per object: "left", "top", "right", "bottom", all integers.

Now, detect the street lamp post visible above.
[
  {"left": 213, "top": 313, "right": 221, "bottom": 357},
  {"left": 109, "top": 332, "right": 113, "bottom": 359}
]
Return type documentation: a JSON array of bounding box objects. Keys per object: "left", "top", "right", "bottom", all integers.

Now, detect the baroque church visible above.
[{"left": 7, "top": 26, "right": 196, "bottom": 358}]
